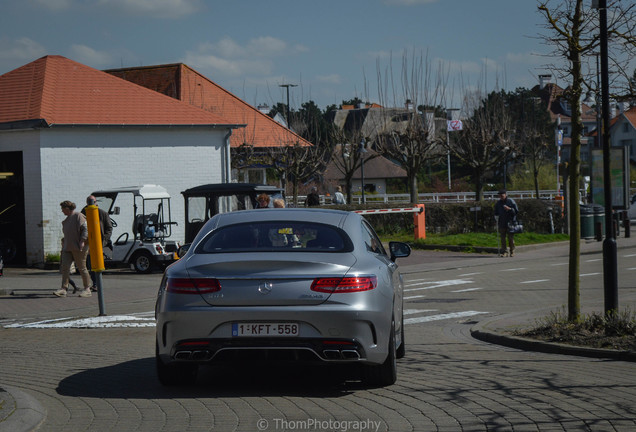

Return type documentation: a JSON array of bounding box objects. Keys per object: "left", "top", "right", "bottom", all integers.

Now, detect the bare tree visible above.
[
  {"left": 266, "top": 142, "right": 329, "bottom": 207},
  {"left": 372, "top": 50, "right": 449, "bottom": 204},
  {"left": 448, "top": 89, "right": 517, "bottom": 201},
  {"left": 328, "top": 127, "right": 378, "bottom": 204},
  {"left": 538, "top": 0, "right": 636, "bottom": 322}
]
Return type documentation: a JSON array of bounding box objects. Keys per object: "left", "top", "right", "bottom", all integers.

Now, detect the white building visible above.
[{"left": 0, "top": 55, "right": 243, "bottom": 266}]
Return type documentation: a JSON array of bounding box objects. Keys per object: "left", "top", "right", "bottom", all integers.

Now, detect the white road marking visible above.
[
  {"left": 520, "top": 279, "right": 550, "bottom": 284},
  {"left": 405, "top": 311, "right": 487, "bottom": 324},
  {"left": 581, "top": 273, "right": 601, "bottom": 277},
  {"left": 623, "top": 254, "right": 636, "bottom": 258},
  {"left": 404, "top": 294, "right": 427, "bottom": 300},
  {"left": 627, "top": 268, "right": 636, "bottom": 271},
  {"left": 404, "top": 279, "right": 473, "bottom": 292},
  {"left": 550, "top": 263, "right": 568, "bottom": 266},
  {"left": 404, "top": 309, "right": 437, "bottom": 315},
  {"left": 458, "top": 272, "right": 482, "bottom": 277},
  {"left": 585, "top": 259, "right": 602, "bottom": 262},
  {"left": 403, "top": 278, "right": 433, "bottom": 286},
  {"left": 5, "top": 315, "right": 155, "bottom": 329},
  {"left": 501, "top": 268, "right": 526, "bottom": 272},
  {"left": 452, "top": 288, "right": 482, "bottom": 293}
]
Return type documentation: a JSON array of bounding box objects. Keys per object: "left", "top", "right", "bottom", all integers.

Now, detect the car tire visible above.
[
  {"left": 156, "top": 343, "right": 197, "bottom": 386},
  {"left": 362, "top": 319, "right": 397, "bottom": 387},
  {"left": 396, "top": 313, "right": 405, "bottom": 359},
  {"left": 132, "top": 250, "right": 153, "bottom": 273}
]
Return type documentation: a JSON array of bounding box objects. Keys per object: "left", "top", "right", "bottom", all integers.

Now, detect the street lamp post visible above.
[
  {"left": 359, "top": 138, "right": 367, "bottom": 204},
  {"left": 555, "top": 115, "right": 562, "bottom": 193},
  {"left": 596, "top": 0, "right": 618, "bottom": 314},
  {"left": 279, "top": 83, "right": 297, "bottom": 127}
]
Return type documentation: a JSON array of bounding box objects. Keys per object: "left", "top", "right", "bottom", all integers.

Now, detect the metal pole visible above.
[
  {"left": 279, "top": 83, "right": 297, "bottom": 127},
  {"left": 360, "top": 139, "right": 366, "bottom": 204},
  {"left": 556, "top": 116, "right": 561, "bottom": 193},
  {"left": 599, "top": 0, "right": 618, "bottom": 313},
  {"left": 447, "top": 131, "right": 451, "bottom": 190}
]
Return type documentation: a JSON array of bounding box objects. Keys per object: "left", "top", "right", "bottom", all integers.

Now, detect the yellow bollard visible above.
[{"left": 85, "top": 205, "right": 105, "bottom": 272}]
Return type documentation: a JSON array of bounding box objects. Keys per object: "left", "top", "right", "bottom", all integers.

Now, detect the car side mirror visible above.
[
  {"left": 177, "top": 243, "right": 191, "bottom": 258},
  {"left": 389, "top": 241, "right": 411, "bottom": 262}
]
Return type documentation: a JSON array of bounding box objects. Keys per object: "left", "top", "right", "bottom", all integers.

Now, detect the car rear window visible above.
[{"left": 195, "top": 222, "right": 351, "bottom": 253}]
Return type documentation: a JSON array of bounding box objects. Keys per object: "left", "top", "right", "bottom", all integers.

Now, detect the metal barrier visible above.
[{"left": 354, "top": 205, "right": 426, "bottom": 240}]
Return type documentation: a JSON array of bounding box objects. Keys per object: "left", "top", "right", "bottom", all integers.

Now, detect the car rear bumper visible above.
[{"left": 156, "top": 306, "right": 392, "bottom": 365}]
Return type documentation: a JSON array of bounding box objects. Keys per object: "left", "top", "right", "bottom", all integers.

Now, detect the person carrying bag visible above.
[{"left": 494, "top": 189, "right": 519, "bottom": 257}]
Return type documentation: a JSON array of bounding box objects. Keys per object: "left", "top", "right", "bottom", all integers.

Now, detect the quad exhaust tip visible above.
[{"left": 322, "top": 349, "right": 360, "bottom": 360}]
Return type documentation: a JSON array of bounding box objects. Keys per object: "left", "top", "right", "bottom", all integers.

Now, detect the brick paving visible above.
[{"left": 1, "top": 236, "right": 635, "bottom": 431}]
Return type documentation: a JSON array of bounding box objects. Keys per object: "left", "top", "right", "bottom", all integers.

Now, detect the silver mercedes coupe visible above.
[{"left": 155, "top": 208, "right": 411, "bottom": 387}]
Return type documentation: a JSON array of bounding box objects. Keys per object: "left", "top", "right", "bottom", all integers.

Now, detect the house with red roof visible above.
[
  {"left": 0, "top": 55, "right": 243, "bottom": 265},
  {"left": 104, "top": 63, "right": 312, "bottom": 184}
]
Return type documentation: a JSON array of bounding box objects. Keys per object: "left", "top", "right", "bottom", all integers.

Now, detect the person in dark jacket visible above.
[
  {"left": 494, "top": 189, "right": 519, "bottom": 257},
  {"left": 305, "top": 187, "right": 320, "bottom": 207}
]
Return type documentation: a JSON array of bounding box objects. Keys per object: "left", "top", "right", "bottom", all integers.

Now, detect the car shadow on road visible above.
[{"left": 56, "top": 357, "right": 370, "bottom": 398}]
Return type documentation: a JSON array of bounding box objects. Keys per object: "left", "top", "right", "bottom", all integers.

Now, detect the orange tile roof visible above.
[
  {"left": 0, "top": 55, "right": 239, "bottom": 127},
  {"left": 105, "top": 63, "right": 312, "bottom": 148}
]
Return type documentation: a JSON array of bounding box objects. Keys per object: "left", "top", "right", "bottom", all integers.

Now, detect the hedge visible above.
[{"left": 328, "top": 199, "right": 565, "bottom": 235}]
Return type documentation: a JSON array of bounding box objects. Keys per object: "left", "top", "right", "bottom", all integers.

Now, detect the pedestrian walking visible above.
[
  {"left": 494, "top": 189, "right": 519, "bottom": 257},
  {"left": 53, "top": 200, "right": 92, "bottom": 297}
]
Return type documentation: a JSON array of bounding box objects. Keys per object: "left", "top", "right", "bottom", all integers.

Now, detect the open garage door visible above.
[{"left": 0, "top": 151, "right": 26, "bottom": 264}]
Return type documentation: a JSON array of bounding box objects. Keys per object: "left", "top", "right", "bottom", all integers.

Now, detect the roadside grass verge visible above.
[{"left": 379, "top": 232, "right": 569, "bottom": 250}]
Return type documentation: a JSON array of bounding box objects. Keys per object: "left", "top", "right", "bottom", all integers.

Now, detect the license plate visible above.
[{"left": 232, "top": 322, "right": 299, "bottom": 337}]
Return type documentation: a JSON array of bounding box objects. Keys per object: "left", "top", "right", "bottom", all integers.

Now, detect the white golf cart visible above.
[{"left": 91, "top": 185, "right": 179, "bottom": 273}]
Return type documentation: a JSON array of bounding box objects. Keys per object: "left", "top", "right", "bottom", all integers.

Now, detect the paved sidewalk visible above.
[{"left": 1, "top": 233, "right": 635, "bottom": 431}]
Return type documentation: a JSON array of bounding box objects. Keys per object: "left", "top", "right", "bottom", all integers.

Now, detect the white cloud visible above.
[
  {"left": 0, "top": 37, "right": 46, "bottom": 62},
  {"left": 183, "top": 36, "right": 306, "bottom": 77},
  {"left": 69, "top": 44, "right": 113, "bottom": 68},
  {"left": 96, "top": 0, "right": 201, "bottom": 18}
]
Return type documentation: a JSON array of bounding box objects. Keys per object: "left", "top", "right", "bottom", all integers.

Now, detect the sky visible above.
[{"left": 0, "top": 0, "right": 559, "bottom": 112}]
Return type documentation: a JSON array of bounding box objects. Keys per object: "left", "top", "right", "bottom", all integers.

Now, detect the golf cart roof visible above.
[
  {"left": 181, "top": 183, "right": 283, "bottom": 197},
  {"left": 91, "top": 185, "right": 170, "bottom": 199}
]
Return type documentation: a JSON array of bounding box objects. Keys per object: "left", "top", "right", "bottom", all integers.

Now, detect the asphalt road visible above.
[{"left": 1, "top": 237, "right": 635, "bottom": 432}]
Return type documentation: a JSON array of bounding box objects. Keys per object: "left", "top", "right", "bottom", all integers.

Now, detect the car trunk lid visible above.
[{"left": 183, "top": 253, "right": 356, "bottom": 306}]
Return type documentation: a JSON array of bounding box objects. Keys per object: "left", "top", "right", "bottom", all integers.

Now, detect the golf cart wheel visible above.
[{"left": 132, "top": 250, "right": 153, "bottom": 273}]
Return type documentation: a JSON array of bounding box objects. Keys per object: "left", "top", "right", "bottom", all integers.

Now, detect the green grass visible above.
[{"left": 378, "top": 231, "right": 569, "bottom": 249}]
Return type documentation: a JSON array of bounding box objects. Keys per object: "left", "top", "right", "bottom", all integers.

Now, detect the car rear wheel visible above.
[
  {"left": 156, "top": 343, "right": 198, "bottom": 386},
  {"left": 362, "top": 319, "right": 397, "bottom": 387},
  {"left": 132, "top": 250, "right": 153, "bottom": 273}
]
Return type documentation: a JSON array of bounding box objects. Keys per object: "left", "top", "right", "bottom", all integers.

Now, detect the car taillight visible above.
[
  {"left": 310, "top": 276, "right": 377, "bottom": 293},
  {"left": 166, "top": 278, "right": 221, "bottom": 294},
  {"left": 155, "top": 245, "right": 164, "bottom": 254}
]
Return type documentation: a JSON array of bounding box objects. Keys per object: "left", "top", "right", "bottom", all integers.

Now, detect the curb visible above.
[
  {"left": 471, "top": 313, "right": 636, "bottom": 362},
  {"left": 0, "top": 385, "right": 46, "bottom": 432}
]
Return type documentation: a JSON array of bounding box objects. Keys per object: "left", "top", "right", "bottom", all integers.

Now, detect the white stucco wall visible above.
[{"left": 2, "top": 125, "right": 229, "bottom": 265}]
